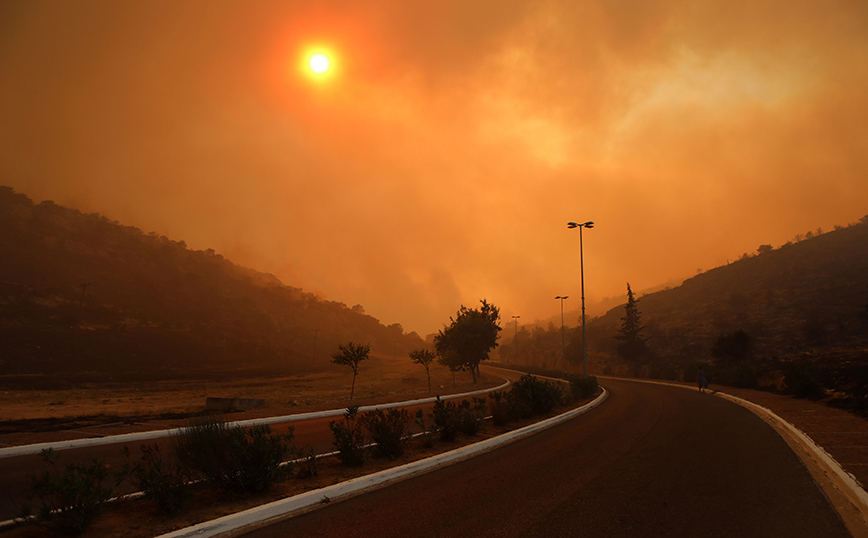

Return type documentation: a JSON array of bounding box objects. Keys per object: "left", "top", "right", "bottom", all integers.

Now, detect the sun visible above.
[{"left": 308, "top": 53, "right": 331, "bottom": 75}]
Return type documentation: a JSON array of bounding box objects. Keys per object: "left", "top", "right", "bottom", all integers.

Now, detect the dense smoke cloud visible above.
[{"left": 2, "top": 0, "right": 866, "bottom": 334}]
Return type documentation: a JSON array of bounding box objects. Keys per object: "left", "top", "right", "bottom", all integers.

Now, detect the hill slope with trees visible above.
[
  {"left": 0, "top": 186, "right": 423, "bottom": 386},
  {"left": 499, "top": 215, "right": 868, "bottom": 413}
]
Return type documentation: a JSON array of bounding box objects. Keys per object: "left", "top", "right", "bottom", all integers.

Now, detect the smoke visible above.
[{"left": 2, "top": 0, "right": 867, "bottom": 334}]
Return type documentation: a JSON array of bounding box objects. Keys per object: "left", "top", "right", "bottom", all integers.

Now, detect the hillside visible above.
[
  {"left": 0, "top": 186, "right": 423, "bottom": 386},
  {"left": 499, "top": 215, "right": 868, "bottom": 412},
  {"left": 586, "top": 217, "right": 868, "bottom": 411}
]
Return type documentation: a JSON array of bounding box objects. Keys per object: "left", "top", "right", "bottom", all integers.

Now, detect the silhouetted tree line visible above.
[{"left": 0, "top": 186, "right": 423, "bottom": 384}]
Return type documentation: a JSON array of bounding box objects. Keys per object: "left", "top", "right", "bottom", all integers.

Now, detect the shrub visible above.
[
  {"left": 488, "top": 391, "right": 510, "bottom": 426},
  {"left": 569, "top": 375, "right": 599, "bottom": 400},
  {"left": 785, "top": 360, "right": 823, "bottom": 399},
  {"left": 296, "top": 447, "right": 318, "bottom": 479},
  {"left": 21, "top": 448, "right": 123, "bottom": 534},
  {"left": 361, "top": 408, "right": 410, "bottom": 459},
  {"left": 126, "top": 444, "right": 188, "bottom": 514},
  {"left": 457, "top": 397, "right": 488, "bottom": 436},
  {"left": 432, "top": 397, "right": 462, "bottom": 441},
  {"left": 714, "top": 363, "right": 758, "bottom": 389},
  {"left": 329, "top": 406, "right": 367, "bottom": 466},
  {"left": 414, "top": 409, "right": 436, "bottom": 448},
  {"left": 510, "top": 375, "right": 563, "bottom": 417},
  {"left": 173, "top": 418, "right": 293, "bottom": 493}
]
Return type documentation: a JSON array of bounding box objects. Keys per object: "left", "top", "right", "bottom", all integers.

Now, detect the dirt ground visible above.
[{"left": 0, "top": 355, "right": 482, "bottom": 446}]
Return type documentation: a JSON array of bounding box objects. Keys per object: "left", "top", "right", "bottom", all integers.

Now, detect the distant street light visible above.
[
  {"left": 567, "top": 221, "right": 594, "bottom": 378},
  {"left": 511, "top": 315, "right": 521, "bottom": 343},
  {"left": 555, "top": 295, "right": 569, "bottom": 370}
]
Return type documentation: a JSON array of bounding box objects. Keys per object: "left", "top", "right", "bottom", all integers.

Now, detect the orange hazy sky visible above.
[{"left": 2, "top": 1, "right": 867, "bottom": 336}]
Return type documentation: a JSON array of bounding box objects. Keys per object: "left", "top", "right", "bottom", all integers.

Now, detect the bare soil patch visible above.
[{"left": 0, "top": 355, "right": 487, "bottom": 447}]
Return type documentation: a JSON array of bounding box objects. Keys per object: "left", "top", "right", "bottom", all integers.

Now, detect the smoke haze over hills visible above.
[{"left": 2, "top": 1, "right": 867, "bottom": 335}]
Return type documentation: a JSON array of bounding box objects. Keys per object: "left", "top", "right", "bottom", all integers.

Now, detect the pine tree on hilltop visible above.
[{"left": 616, "top": 283, "right": 649, "bottom": 362}]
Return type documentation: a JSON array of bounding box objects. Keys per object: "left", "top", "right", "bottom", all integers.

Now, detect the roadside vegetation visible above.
[{"left": 14, "top": 374, "right": 601, "bottom": 536}]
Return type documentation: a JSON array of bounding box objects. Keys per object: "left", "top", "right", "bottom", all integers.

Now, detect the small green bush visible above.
[
  {"left": 569, "top": 375, "right": 599, "bottom": 400},
  {"left": 457, "top": 397, "right": 488, "bottom": 435},
  {"left": 127, "top": 444, "right": 188, "bottom": 514},
  {"left": 329, "top": 406, "right": 367, "bottom": 466},
  {"left": 173, "top": 418, "right": 293, "bottom": 493},
  {"left": 432, "top": 397, "right": 462, "bottom": 441},
  {"left": 714, "top": 363, "right": 758, "bottom": 389},
  {"left": 295, "top": 447, "right": 319, "bottom": 479},
  {"left": 785, "top": 360, "right": 823, "bottom": 399},
  {"left": 21, "top": 448, "right": 123, "bottom": 534},
  {"left": 488, "top": 391, "right": 510, "bottom": 426},
  {"left": 511, "top": 375, "right": 563, "bottom": 417},
  {"left": 361, "top": 408, "right": 410, "bottom": 459},
  {"left": 414, "top": 409, "right": 436, "bottom": 448}
]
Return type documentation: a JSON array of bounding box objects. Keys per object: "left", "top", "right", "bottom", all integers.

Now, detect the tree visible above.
[
  {"left": 615, "top": 283, "right": 648, "bottom": 362},
  {"left": 434, "top": 300, "right": 501, "bottom": 383},
  {"left": 437, "top": 350, "right": 464, "bottom": 388},
  {"left": 332, "top": 342, "right": 370, "bottom": 400},
  {"left": 409, "top": 349, "right": 437, "bottom": 392}
]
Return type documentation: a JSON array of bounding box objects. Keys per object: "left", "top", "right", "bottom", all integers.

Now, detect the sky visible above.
[{"left": 2, "top": 1, "right": 867, "bottom": 336}]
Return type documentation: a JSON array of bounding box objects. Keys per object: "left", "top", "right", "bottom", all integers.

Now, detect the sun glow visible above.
[{"left": 309, "top": 53, "right": 331, "bottom": 74}]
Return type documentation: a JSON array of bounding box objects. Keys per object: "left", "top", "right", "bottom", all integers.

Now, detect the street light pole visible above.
[
  {"left": 567, "top": 221, "right": 594, "bottom": 378},
  {"left": 555, "top": 295, "right": 569, "bottom": 371}
]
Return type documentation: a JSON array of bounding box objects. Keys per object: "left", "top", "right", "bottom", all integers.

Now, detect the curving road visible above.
[{"left": 241, "top": 377, "right": 851, "bottom": 538}]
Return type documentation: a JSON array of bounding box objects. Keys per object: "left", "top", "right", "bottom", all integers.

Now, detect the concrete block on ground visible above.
[{"left": 205, "top": 397, "right": 265, "bottom": 412}]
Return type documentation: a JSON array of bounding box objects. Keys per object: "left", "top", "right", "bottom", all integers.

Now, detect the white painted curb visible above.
[
  {"left": 0, "top": 380, "right": 510, "bottom": 459},
  {"left": 155, "top": 387, "right": 609, "bottom": 538}
]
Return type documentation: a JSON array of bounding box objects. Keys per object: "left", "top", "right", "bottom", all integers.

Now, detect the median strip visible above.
[{"left": 155, "top": 387, "right": 609, "bottom": 538}]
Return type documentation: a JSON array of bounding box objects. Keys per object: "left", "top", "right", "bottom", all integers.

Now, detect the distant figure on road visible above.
[{"left": 697, "top": 369, "right": 709, "bottom": 393}]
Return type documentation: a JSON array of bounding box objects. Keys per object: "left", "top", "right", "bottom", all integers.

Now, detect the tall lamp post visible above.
[
  {"left": 555, "top": 295, "right": 569, "bottom": 371},
  {"left": 511, "top": 315, "right": 521, "bottom": 342},
  {"left": 567, "top": 221, "right": 594, "bottom": 378}
]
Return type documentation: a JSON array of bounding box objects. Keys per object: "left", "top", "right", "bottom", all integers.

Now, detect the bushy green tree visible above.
[
  {"left": 434, "top": 300, "right": 501, "bottom": 383},
  {"left": 332, "top": 342, "right": 370, "bottom": 400}
]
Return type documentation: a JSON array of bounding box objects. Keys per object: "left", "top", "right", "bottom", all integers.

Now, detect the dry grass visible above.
[{"left": 0, "top": 355, "right": 486, "bottom": 433}]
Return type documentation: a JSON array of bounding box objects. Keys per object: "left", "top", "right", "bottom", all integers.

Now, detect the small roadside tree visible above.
[
  {"left": 409, "top": 349, "right": 437, "bottom": 392},
  {"left": 332, "top": 342, "right": 370, "bottom": 400},
  {"left": 434, "top": 300, "right": 501, "bottom": 383},
  {"left": 615, "top": 283, "right": 648, "bottom": 363}
]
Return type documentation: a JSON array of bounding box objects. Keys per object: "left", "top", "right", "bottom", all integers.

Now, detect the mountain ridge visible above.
[{"left": 0, "top": 186, "right": 422, "bottom": 386}]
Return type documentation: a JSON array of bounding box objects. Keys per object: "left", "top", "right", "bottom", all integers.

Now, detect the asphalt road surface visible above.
[{"left": 241, "top": 378, "right": 851, "bottom": 538}]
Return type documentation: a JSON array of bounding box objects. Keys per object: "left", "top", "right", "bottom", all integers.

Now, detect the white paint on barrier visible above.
[
  {"left": 156, "top": 387, "right": 609, "bottom": 538},
  {"left": 0, "top": 379, "right": 510, "bottom": 459}
]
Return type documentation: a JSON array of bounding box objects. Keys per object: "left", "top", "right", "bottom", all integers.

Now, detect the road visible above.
[{"left": 240, "top": 377, "right": 851, "bottom": 538}]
